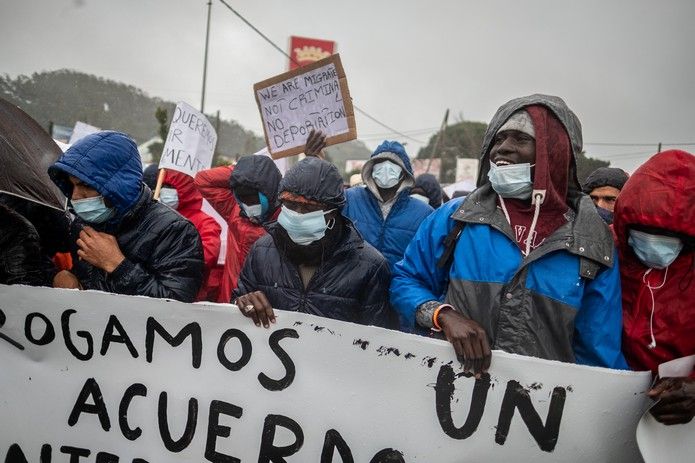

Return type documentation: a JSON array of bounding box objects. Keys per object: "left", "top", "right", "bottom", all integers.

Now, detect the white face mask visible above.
[
  {"left": 159, "top": 187, "right": 179, "bottom": 209},
  {"left": 277, "top": 206, "right": 336, "bottom": 245},
  {"left": 410, "top": 193, "right": 430, "bottom": 204},
  {"left": 241, "top": 202, "right": 263, "bottom": 218},
  {"left": 628, "top": 229, "right": 683, "bottom": 269},
  {"left": 372, "top": 160, "right": 403, "bottom": 189},
  {"left": 488, "top": 161, "right": 534, "bottom": 200}
]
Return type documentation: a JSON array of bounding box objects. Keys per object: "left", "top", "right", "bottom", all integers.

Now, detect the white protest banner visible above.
[
  {"left": 1, "top": 284, "right": 653, "bottom": 462},
  {"left": 254, "top": 53, "right": 356, "bottom": 159},
  {"left": 159, "top": 102, "right": 217, "bottom": 177},
  {"left": 68, "top": 121, "right": 101, "bottom": 145},
  {"left": 456, "top": 157, "right": 479, "bottom": 183}
]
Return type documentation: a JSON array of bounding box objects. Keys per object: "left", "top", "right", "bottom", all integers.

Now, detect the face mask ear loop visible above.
[{"left": 642, "top": 266, "right": 669, "bottom": 350}]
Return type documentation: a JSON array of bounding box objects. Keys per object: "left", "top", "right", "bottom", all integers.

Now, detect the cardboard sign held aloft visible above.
[
  {"left": 158, "top": 102, "right": 217, "bottom": 177},
  {"left": 254, "top": 53, "right": 356, "bottom": 159}
]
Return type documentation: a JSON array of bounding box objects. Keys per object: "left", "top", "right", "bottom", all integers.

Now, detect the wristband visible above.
[{"left": 432, "top": 304, "right": 454, "bottom": 332}]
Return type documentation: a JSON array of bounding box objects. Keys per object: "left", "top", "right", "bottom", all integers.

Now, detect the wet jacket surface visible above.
[
  {"left": 391, "top": 95, "right": 627, "bottom": 369},
  {"left": 194, "top": 157, "right": 281, "bottom": 303},
  {"left": 235, "top": 222, "right": 396, "bottom": 328},
  {"left": 0, "top": 203, "right": 53, "bottom": 286},
  {"left": 343, "top": 147, "right": 433, "bottom": 271},
  {"left": 49, "top": 131, "right": 204, "bottom": 302},
  {"left": 615, "top": 150, "right": 695, "bottom": 374},
  {"left": 165, "top": 170, "right": 221, "bottom": 300}
]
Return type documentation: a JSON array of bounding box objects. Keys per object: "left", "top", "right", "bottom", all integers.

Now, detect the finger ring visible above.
[{"left": 244, "top": 304, "right": 254, "bottom": 313}]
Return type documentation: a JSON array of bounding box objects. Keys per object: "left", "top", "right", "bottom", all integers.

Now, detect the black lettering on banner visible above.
[
  {"left": 119, "top": 383, "right": 148, "bottom": 441},
  {"left": 61, "top": 309, "right": 94, "bottom": 361},
  {"left": 494, "top": 380, "right": 567, "bottom": 452},
  {"left": 133, "top": 460, "right": 150, "bottom": 463},
  {"left": 95, "top": 452, "right": 119, "bottom": 463},
  {"left": 68, "top": 377, "right": 111, "bottom": 431},
  {"left": 369, "top": 449, "right": 405, "bottom": 463},
  {"left": 145, "top": 317, "right": 202, "bottom": 368},
  {"left": 258, "top": 414, "right": 304, "bottom": 463},
  {"left": 217, "top": 329, "right": 252, "bottom": 372},
  {"left": 434, "top": 365, "right": 490, "bottom": 439},
  {"left": 158, "top": 392, "right": 198, "bottom": 452},
  {"left": 204, "top": 400, "right": 243, "bottom": 463},
  {"left": 101, "top": 315, "right": 138, "bottom": 358},
  {"left": 258, "top": 329, "right": 299, "bottom": 392},
  {"left": 24, "top": 312, "right": 55, "bottom": 346},
  {"left": 3, "top": 443, "right": 52, "bottom": 463},
  {"left": 60, "top": 445, "right": 90, "bottom": 462},
  {"left": 320, "top": 429, "right": 354, "bottom": 463},
  {"left": 0, "top": 308, "right": 25, "bottom": 351}
]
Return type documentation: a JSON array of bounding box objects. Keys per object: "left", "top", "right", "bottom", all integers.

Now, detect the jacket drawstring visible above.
[
  {"left": 498, "top": 191, "right": 545, "bottom": 257},
  {"left": 642, "top": 266, "right": 669, "bottom": 350}
]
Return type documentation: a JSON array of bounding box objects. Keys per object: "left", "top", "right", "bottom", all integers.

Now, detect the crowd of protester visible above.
[{"left": 1, "top": 93, "right": 693, "bottom": 425}]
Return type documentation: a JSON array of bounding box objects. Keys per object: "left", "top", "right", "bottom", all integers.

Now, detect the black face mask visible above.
[{"left": 273, "top": 215, "right": 345, "bottom": 267}]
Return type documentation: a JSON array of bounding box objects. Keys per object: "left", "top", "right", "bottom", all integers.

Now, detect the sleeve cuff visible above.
[
  {"left": 416, "top": 300, "right": 441, "bottom": 328},
  {"left": 108, "top": 257, "right": 134, "bottom": 282}
]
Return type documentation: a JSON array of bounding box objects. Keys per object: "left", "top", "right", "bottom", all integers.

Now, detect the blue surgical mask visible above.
[
  {"left": 159, "top": 187, "right": 179, "bottom": 209},
  {"left": 628, "top": 229, "right": 683, "bottom": 269},
  {"left": 372, "top": 160, "right": 403, "bottom": 189},
  {"left": 277, "top": 205, "right": 336, "bottom": 245},
  {"left": 71, "top": 196, "right": 116, "bottom": 224},
  {"left": 488, "top": 161, "right": 533, "bottom": 200}
]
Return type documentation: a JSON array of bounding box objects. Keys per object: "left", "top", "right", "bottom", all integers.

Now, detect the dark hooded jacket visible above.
[
  {"left": 49, "top": 131, "right": 204, "bottom": 302},
  {"left": 194, "top": 155, "right": 282, "bottom": 303},
  {"left": 0, "top": 203, "right": 53, "bottom": 286},
  {"left": 391, "top": 95, "right": 627, "bottom": 368},
  {"left": 343, "top": 141, "right": 433, "bottom": 271},
  {"left": 414, "top": 173, "right": 443, "bottom": 208},
  {"left": 615, "top": 150, "right": 695, "bottom": 375},
  {"left": 235, "top": 157, "right": 396, "bottom": 328}
]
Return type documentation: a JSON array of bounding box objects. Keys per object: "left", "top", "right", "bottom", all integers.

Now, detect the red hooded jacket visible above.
[
  {"left": 165, "top": 170, "right": 222, "bottom": 301},
  {"left": 614, "top": 150, "right": 695, "bottom": 375},
  {"left": 194, "top": 158, "right": 281, "bottom": 303}
]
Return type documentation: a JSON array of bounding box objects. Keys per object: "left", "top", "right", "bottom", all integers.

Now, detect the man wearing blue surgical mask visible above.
[
  {"left": 616, "top": 149, "right": 695, "bottom": 426},
  {"left": 391, "top": 95, "right": 627, "bottom": 375},
  {"left": 234, "top": 157, "right": 396, "bottom": 330},
  {"left": 342, "top": 137, "right": 433, "bottom": 281},
  {"left": 48, "top": 131, "right": 204, "bottom": 302}
]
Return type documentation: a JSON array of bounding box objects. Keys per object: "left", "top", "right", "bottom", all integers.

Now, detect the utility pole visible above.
[
  {"left": 426, "top": 109, "right": 450, "bottom": 173},
  {"left": 657, "top": 142, "right": 662, "bottom": 153},
  {"left": 200, "top": 0, "right": 212, "bottom": 113}
]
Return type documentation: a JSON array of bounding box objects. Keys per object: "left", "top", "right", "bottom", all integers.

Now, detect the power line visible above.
[
  {"left": 585, "top": 142, "right": 695, "bottom": 147},
  {"left": 215, "top": 0, "right": 427, "bottom": 144}
]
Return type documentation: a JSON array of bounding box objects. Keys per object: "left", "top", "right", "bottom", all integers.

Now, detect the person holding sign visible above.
[
  {"left": 234, "top": 157, "right": 396, "bottom": 329},
  {"left": 340, "top": 139, "right": 433, "bottom": 272},
  {"left": 49, "top": 131, "right": 204, "bottom": 302},
  {"left": 615, "top": 149, "right": 695, "bottom": 425},
  {"left": 194, "top": 155, "right": 282, "bottom": 303},
  {"left": 391, "top": 95, "right": 627, "bottom": 375}
]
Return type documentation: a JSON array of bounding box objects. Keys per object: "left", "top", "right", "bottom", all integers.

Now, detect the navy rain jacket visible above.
[{"left": 49, "top": 131, "right": 204, "bottom": 302}]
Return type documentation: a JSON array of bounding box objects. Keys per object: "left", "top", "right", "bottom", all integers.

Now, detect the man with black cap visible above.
[
  {"left": 234, "top": 157, "right": 396, "bottom": 329},
  {"left": 391, "top": 95, "right": 627, "bottom": 375},
  {"left": 582, "top": 167, "right": 629, "bottom": 223}
]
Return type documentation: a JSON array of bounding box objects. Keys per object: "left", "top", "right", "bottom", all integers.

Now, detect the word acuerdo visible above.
[{"left": 0, "top": 308, "right": 405, "bottom": 463}]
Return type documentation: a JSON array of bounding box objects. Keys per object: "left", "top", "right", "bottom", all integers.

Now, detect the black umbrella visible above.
[{"left": 0, "top": 97, "right": 66, "bottom": 210}]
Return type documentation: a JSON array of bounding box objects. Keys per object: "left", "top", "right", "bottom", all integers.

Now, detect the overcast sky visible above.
[{"left": 2, "top": 0, "right": 694, "bottom": 172}]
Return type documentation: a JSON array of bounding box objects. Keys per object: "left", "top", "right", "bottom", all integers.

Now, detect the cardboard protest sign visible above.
[
  {"left": 456, "top": 157, "right": 480, "bottom": 183},
  {"left": 254, "top": 53, "right": 356, "bottom": 159},
  {"left": 158, "top": 102, "right": 217, "bottom": 177},
  {"left": 0, "top": 284, "right": 655, "bottom": 462}
]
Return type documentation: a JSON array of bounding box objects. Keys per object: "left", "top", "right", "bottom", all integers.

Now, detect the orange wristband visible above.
[{"left": 432, "top": 304, "right": 453, "bottom": 331}]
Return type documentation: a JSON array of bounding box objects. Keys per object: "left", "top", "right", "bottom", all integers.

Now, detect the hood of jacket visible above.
[
  {"left": 165, "top": 170, "right": 202, "bottom": 212},
  {"left": 362, "top": 140, "right": 415, "bottom": 201},
  {"left": 279, "top": 157, "right": 346, "bottom": 209},
  {"left": 614, "top": 149, "right": 695, "bottom": 250},
  {"left": 477, "top": 94, "right": 583, "bottom": 204},
  {"left": 49, "top": 131, "right": 143, "bottom": 217},
  {"left": 414, "top": 173, "right": 443, "bottom": 208},
  {"left": 229, "top": 155, "right": 282, "bottom": 208}
]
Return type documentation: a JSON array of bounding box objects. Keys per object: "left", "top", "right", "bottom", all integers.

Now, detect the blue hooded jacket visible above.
[
  {"left": 343, "top": 141, "right": 433, "bottom": 275},
  {"left": 49, "top": 131, "right": 204, "bottom": 302}
]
